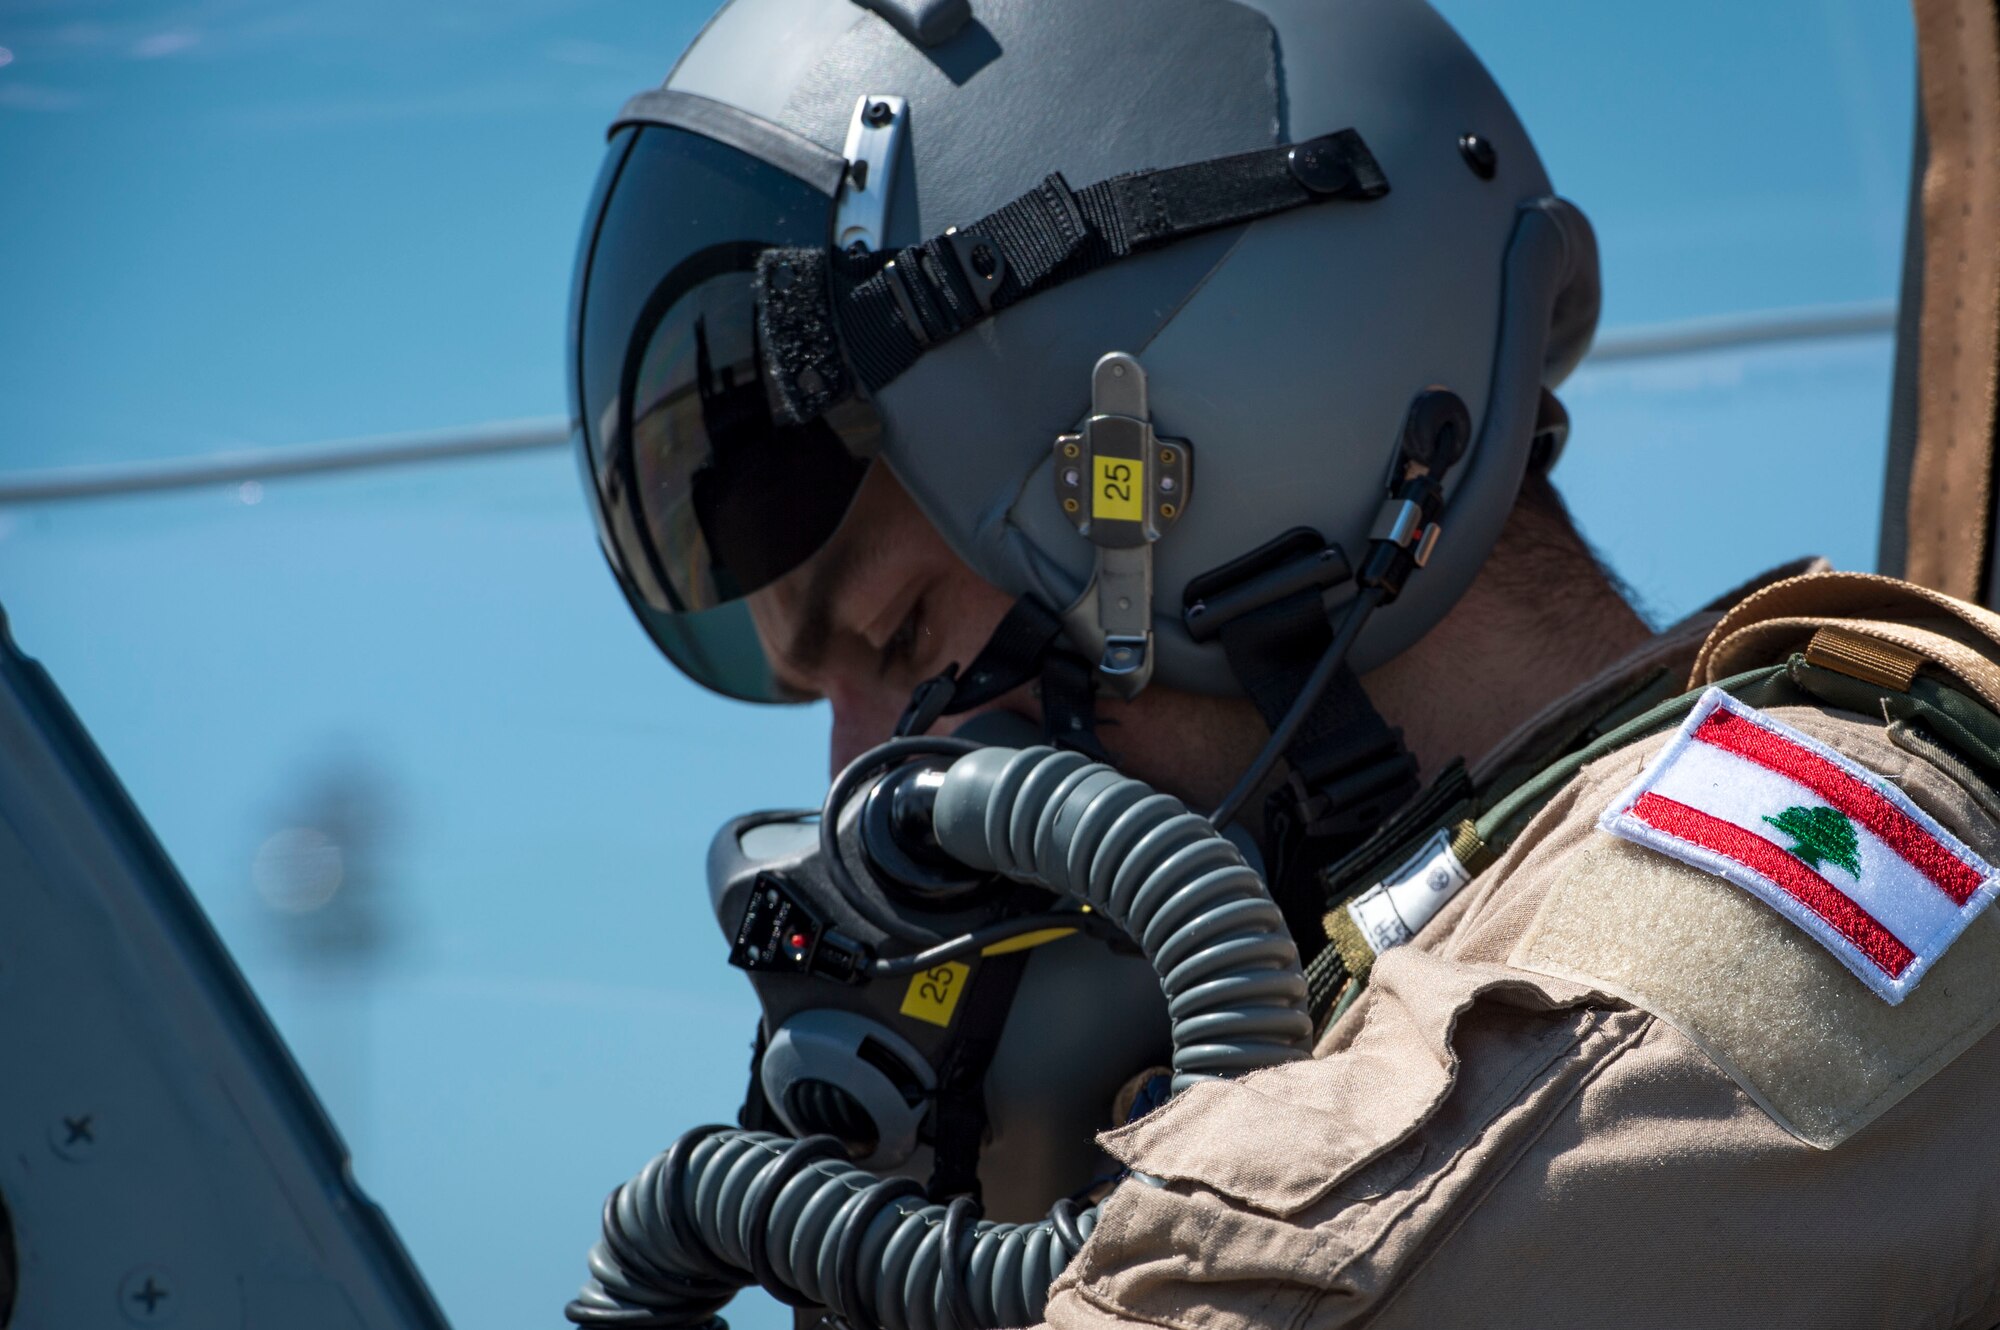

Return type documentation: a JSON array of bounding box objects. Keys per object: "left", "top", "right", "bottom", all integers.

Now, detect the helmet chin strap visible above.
[
  {"left": 1204, "top": 580, "right": 1415, "bottom": 945},
  {"left": 894, "top": 594, "right": 1109, "bottom": 761}
]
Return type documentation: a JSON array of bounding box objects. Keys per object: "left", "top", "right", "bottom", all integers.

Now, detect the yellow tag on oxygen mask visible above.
[
  {"left": 900, "top": 961, "right": 971, "bottom": 1027},
  {"left": 1092, "top": 456, "right": 1143, "bottom": 522}
]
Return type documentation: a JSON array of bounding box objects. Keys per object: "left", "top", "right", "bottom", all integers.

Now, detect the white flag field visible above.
[{"left": 1600, "top": 688, "right": 2000, "bottom": 1004}]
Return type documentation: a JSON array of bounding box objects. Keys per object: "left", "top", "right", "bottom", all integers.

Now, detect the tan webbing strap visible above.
[
  {"left": 1692, "top": 571, "right": 2000, "bottom": 713},
  {"left": 1902, "top": 0, "right": 2000, "bottom": 599},
  {"left": 1803, "top": 626, "right": 1924, "bottom": 692}
]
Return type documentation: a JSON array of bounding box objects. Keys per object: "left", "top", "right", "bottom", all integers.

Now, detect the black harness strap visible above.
[
  {"left": 895, "top": 596, "right": 1062, "bottom": 737},
  {"left": 1035, "top": 650, "right": 1108, "bottom": 761},
  {"left": 761, "top": 130, "right": 1388, "bottom": 423},
  {"left": 896, "top": 596, "right": 1108, "bottom": 758},
  {"left": 949, "top": 596, "right": 1068, "bottom": 711},
  {"left": 1215, "top": 588, "right": 1419, "bottom": 949},
  {"left": 925, "top": 949, "right": 1032, "bottom": 1203}
]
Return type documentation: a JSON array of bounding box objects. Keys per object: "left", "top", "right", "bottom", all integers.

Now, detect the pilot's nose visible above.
[{"left": 826, "top": 683, "right": 907, "bottom": 777}]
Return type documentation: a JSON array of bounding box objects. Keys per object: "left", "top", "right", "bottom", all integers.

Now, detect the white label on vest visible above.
[{"left": 1345, "top": 827, "right": 1474, "bottom": 956}]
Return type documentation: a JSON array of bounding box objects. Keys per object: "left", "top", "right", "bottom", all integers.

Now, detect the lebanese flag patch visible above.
[{"left": 1599, "top": 688, "right": 2000, "bottom": 1004}]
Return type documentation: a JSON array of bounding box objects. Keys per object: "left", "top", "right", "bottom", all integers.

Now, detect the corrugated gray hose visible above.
[{"left": 569, "top": 746, "right": 1313, "bottom": 1330}]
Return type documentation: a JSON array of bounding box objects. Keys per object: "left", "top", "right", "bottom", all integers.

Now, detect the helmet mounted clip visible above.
[
  {"left": 1053, "top": 351, "right": 1191, "bottom": 698},
  {"left": 834, "top": 95, "right": 908, "bottom": 256}
]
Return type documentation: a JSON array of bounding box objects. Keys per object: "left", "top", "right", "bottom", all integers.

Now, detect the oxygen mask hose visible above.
[{"left": 568, "top": 747, "right": 1313, "bottom": 1330}]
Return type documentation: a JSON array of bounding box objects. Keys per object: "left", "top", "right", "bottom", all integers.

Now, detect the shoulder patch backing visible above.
[
  {"left": 1600, "top": 688, "right": 2000, "bottom": 1004},
  {"left": 1511, "top": 697, "right": 2000, "bottom": 1148}
]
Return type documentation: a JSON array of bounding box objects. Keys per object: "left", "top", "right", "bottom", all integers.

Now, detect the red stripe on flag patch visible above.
[
  {"left": 1629, "top": 792, "right": 1917, "bottom": 978},
  {"left": 1693, "top": 708, "right": 1984, "bottom": 906}
]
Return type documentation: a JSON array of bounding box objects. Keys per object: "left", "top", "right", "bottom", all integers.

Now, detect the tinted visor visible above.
[{"left": 573, "top": 124, "right": 876, "bottom": 701}]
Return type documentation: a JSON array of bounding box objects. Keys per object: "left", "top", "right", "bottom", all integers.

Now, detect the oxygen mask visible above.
[
  {"left": 709, "top": 713, "right": 1170, "bottom": 1221},
  {"left": 569, "top": 718, "right": 1315, "bottom": 1330}
]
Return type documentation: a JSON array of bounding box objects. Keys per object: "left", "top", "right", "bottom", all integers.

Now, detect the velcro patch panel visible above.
[{"left": 1599, "top": 688, "right": 2000, "bottom": 1004}]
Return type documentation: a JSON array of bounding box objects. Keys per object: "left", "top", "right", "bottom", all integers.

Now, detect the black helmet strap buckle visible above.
[
  {"left": 893, "top": 595, "right": 1108, "bottom": 760},
  {"left": 755, "top": 127, "right": 1391, "bottom": 426}
]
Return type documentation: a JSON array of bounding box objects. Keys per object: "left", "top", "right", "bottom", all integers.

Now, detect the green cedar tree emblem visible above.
[{"left": 1763, "top": 804, "right": 1862, "bottom": 878}]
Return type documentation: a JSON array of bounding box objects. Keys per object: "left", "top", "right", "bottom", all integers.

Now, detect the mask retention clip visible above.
[{"left": 1054, "top": 352, "right": 1191, "bottom": 699}]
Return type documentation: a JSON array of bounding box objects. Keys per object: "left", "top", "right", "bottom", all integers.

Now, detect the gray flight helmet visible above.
[{"left": 638, "top": 0, "right": 1599, "bottom": 696}]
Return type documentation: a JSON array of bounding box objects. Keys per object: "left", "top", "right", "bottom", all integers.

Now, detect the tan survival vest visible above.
[{"left": 1311, "top": 570, "right": 2000, "bottom": 1031}]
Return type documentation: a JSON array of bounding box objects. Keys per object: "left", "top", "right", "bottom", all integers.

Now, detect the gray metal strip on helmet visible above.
[{"left": 611, "top": 88, "right": 848, "bottom": 197}]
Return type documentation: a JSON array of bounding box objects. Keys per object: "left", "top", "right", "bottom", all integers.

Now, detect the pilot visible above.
[{"left": 567, "top": 0, "right": 2000, "bottom": 1324}]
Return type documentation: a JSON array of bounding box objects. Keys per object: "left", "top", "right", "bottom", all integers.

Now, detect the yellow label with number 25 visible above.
[
  {"left": 900, "top": 961, "right": 970, "bottom": 1027},
  {"left": 1092, "top": 456, "right": 1143, "bottom": 522}
]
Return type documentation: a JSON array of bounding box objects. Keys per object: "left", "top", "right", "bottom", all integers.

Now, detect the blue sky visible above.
[
  {"left": 0, "top": 4, "right": 1917, "bottom": 1328},
  {"left": 0, "top": 0, "right": 1912, "bottom": 471}
]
